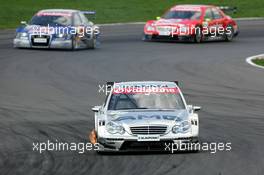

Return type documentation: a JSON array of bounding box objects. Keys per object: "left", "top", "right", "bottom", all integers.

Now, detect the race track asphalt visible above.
[{"left": 0, "top": 20, "right": 264, "bottom": 175}]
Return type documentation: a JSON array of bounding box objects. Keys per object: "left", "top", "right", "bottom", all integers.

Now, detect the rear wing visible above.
[
  {"left": 218, "top": 6, "right": 237, "bottom": 14},
  {"left": 81, "top": 11, "right": 96, "bottom": 19},
  {"left": 106, "top": 81, "right": 179, "bottom": 88},
  {"left": 106, "top": 82, "right": 115, "bottom": 89}
]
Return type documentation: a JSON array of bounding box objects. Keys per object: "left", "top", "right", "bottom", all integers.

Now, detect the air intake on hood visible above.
[{"left": 130, "top": 125, "right": 167, "bottom": 135}]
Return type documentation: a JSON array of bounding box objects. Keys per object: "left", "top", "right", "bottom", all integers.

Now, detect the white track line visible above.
[
  {"left": 235, "top": 17, "right": 264, "bottom": 21},
  {"left": 246, "top": 54, "right": 264, "bottom": 70}
]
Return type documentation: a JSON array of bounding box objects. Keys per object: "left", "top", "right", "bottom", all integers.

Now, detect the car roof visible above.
[
  {"left": 170, "top": 4, "right": 215, "bottom": 11},
  {"left": 114, "top": 81, "right": 178, "bottom": 88},
  {"left": 38, "top": 9, "right": 79, "bottom": 14}
]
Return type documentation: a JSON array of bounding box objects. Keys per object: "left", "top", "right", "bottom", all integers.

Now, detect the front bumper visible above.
[
  {"left": 144, "top": 33, "right": 194, "bottom": 41},
  {"left": 13, "top": 38, "right": 31, "bottom": 48},
  {"left": 13, "top": 38, "right": 72, "bottom": 49},
  {"left": 97, "top": 136, "right": 199, "bottom": 152}
]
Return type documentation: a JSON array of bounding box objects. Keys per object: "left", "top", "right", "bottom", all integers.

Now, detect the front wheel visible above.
[
  {"left": 193, "top": 27, "right": 203, "bottom": 43},
  {"left": 71, "top": 36, "right": 79, "bottom": 50},
  {"left": 142, "top": 34, "right": 152, "bottom": 41}
]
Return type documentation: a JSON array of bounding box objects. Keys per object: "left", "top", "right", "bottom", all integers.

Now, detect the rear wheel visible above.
[
  {"left": 224, "top": 24, "right": 234, "bottom": 42},
  {"left": 87, "top": 37, "right": 97, "bottom": 49}
]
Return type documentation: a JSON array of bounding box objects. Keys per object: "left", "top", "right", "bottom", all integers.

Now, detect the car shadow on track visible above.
[
  {"left": 96, "top": 150, "right": 205, "bottom": 156},
  {"left": 145, "top": 38, "right": 238, "bottom": 45},
  {"left": 15, "top": 47, "right": 99, "bottom": 52}
]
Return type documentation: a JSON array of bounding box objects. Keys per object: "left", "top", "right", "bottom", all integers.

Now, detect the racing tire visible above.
[
  {"left": 87, "top": 37, "right": 97, "bottom": 49},
  {"left": 224, "top": 24, "right": 234, "bottom": 42},
  {"left": 71, "top": 37, "right": 78, "bottom": 50},
  {"left": 189, "top": 139, "right": 200, "bottom": 153},
  {"left": 96, "top": 150, "right": 108, "bottom": 154},
  {"left": 142, "top": 34, "right": 152, "bottom": 41},
  {"left": 194, "top": 26, "right": 203, "bottom": 43}
]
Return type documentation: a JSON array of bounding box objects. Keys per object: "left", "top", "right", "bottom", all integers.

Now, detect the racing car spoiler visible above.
[
  {"left": 107, "top": 82, "right": 115, "bottom": 88},
  {"left": 81, "top": 11, "right": 96, "bottom": 15},
  {"left": 81, "top": 11, "right": 96, "bottom": 19},
  {"left": 218, "top": 6, "right": 237, "bottom": 14},
  {"left": 106, "top": 81, "right": 179, "bottom": 88}
]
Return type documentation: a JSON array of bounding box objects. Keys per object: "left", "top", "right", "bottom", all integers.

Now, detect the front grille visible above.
[
  {"left": 120, "top": 140, "right": 174, "bottom": 151},
  {"left": 31, "top": 35, "right": 50, "bottom": 47},
  {"left": 156, "top": 26, "right": 173, "bottom": 32},
  {"left": 130, "top": 125, "right": 167, "bottom": 135}
]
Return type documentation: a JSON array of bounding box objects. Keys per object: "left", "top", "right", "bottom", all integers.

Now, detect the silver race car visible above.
[
  {"left": 14, "top": 9, "right": 100, "bottom": 50},
  {"left": 90, "top": 81, "right": 201, "bottom": 152}
]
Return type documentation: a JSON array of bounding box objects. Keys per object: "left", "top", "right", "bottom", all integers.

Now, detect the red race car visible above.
[{"left": 143, "top": 4, "right": 239, "bottom": 43}]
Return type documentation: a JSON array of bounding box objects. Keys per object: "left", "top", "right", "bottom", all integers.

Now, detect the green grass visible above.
[
  {"left": 0, "top": 0, "right": 264, "bottom": 29},
  {"left": 252, "top": 58, "right": 264, "bottom": 67}
]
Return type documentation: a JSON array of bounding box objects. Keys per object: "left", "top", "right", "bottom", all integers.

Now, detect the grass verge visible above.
[
  {"left": 252, "top": 58, "right": 264, "bottom": 67},
  {"left": 1, "top": 0, "right": 264, "bottom": 29}
]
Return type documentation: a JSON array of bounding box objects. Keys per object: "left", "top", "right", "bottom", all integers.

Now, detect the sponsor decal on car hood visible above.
[
  {"left": 106, "top": 110, "right": 188, "bottom": 126},
  {"left": 156, "top": 19, "right": 183, "bottom": 25},
  {"left": 154, "top": 19, "right": 198, "bottom": 27}
]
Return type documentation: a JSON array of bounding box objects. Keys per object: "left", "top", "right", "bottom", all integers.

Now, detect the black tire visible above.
[
  {"left": 142, "top": 34, "right": 152, "bottom": 41},
  {"left": 96, "top": 150, "right": 104, "bottom": 154},
  {"left": 71, "top": 36, "right": 78, "bottom": 50},
  {"left": 87, "top": 37, "right": 97, "bottom": 49},
  {"left": 224, "top": 24, "right": 234, "bottom": 42},
  {"left": 190, "top": 139, "right": 200, "bottom": 153},
  {"left": 194, "top": 26, "right": 203, "bottom": 43}
]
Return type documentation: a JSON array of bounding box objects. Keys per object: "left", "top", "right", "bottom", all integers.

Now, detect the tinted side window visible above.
[
  {"left": 191, "top": 11, "right": 202, "bottom": 20},
  {"left": 73, "top": 13, "right": 82, "bottom": 26},
  {"left": 79, "top": 13, "right": 90, "bottom": 25},
  {"left": 212, "top": 8, "right": 222, "bottom": 19},
  {"left": 104, "top": 94, "right": 109, "bottom": 107},
  {"left": 204, "top": 8, "right": 213, "bottom": 20}
]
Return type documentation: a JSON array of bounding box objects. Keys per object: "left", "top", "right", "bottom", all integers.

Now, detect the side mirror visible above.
[
  {"left": 204, "top": 18, "right": 211, "bottom": 22},
  {"left": 92, "top": 106, "right": 101, "bottom": 112},
  {"left": 156, "top": 16, "right": 161, "bottom": 20},
  {"left": 193, "top": 106, "right": 201, "bottom": 112},
  {"left": 21, "top": 21, "right": 27, "bottom": 25}
]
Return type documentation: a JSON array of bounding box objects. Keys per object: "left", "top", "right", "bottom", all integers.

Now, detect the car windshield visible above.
[
  {"left": 108, "top": 92, "right": 185, "bottom": 110},
  {"left": 163, "top": 10, "right": 201, "bottom": 20},
  {"left": 30, "top": 14, "right": 72, "bottom": 26}
]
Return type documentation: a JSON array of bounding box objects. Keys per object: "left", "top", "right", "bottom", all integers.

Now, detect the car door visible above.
[
  {"left": 73, "top": 13, "right": 83, "bottom": 28},
  {"left": 211, "top": 7, "right": 225, "bottom": 35},
  {"left": 73, "top": 13, "right": 87, "bottom": 47},
  {"left": 79, "top": 12, "right": 94, "bottom": 37},
  {"left": 203, "top": 8, "right": 215, "bottom": 36},
  {"left": 78, "top": 12, "right": 96, "bottom": 46}
]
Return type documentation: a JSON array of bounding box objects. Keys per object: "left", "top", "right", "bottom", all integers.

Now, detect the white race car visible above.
[{"left": 90, "top": 81, "right": 201, "bottom": 152}]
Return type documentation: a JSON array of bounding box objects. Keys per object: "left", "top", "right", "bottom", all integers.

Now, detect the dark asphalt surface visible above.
[{"left": 0, "top": 20, "right": 264, "bottom": 175}]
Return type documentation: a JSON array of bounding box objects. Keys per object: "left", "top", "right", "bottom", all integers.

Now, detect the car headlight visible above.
[
  {"left": 146, "top": 25, "right": 155, "bottom": 31},
  {"left": 172, "top": 120, "right": 191, "bottom": 134},
  {"left": 16, "top": 32, "right": 28, "bottom": 38},
  {"left": 106, "top": 121, "right": 125, "bottom": 134},
  {"left": 56, "top": 33, "right": 71, "bottom": 39},
  {"left": 56, "top": 33, "right": 65, "bottom": 38}
]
